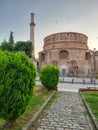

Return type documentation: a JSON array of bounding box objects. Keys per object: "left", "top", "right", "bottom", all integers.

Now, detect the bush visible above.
[
  {"left": 40, "top": 65, "right": 60, "bottom": 90},
  {"left": 0, "top": 50, "right": 36, "bottom": 123}
]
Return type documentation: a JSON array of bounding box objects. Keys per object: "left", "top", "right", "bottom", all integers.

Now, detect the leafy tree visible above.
[
  {"left": 14, "top": 41, "right": 25, "bottom": 51},
  {"left": 9, "top": 31, "right": 14, "bottom": 44},
  {"left": 0, "top": 32, "right": 33, "bottom": 57},
  {"left": 0, "top": 31, "right": 14, "bottom": 51},
  {"left": 15, "top": 41, "right": 33, "bottom": 57},
  {"left": 0, "top": 50, "right": 36, "bottom": 123},
  {"left": 25, "top": 41, "right": 33, "bottom": 57},
  {"left": 0, "top": 40, "right": 14, "bottom": 51},
  {"left": 40, "top": 65, "right": 60, "bottom": 90}
]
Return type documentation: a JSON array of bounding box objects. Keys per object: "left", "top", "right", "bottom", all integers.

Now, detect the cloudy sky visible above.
[{"left": 0, "top": 0, "right": 98, "bottom": 57}]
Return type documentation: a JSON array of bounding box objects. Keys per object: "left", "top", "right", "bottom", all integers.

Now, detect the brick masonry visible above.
[{"left": 39, "top": 32, "right": 93, "bottom": 76}]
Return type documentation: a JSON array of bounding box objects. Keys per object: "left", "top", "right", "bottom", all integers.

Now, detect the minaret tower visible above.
[{"left": 30, "top": 13, "right": 35, "bottom": 57}]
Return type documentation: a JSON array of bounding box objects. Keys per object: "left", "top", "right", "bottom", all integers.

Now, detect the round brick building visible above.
[{"left": 39, "top": 32, "right": 91, "bottom": 76}]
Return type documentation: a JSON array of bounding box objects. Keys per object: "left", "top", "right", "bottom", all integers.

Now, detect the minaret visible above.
[{"left": 30, "top": 13, "right": 35, "bottom": 57}]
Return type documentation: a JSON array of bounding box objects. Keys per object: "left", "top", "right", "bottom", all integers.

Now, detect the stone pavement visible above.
[
  {"left": 33, "top": 91, "right": 94, "bottom": 130},
  {"left": 57, "top": 82, "right": 97, "bottom": 92}
]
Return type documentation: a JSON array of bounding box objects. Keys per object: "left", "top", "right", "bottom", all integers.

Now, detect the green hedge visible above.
[
  {"left": 0, "top": 50, "right": 36, "bottom": 122},
  {"left": 40, "top": 65, "right": 60, "bottom": 90}
]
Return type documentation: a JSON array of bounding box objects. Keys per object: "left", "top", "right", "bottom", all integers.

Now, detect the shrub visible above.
[
  {"left": 40, "top": 65, "right": 60, "bottom": 90},
  {"left": 0, "top": 50, "right": 36, "bottom": 123}
]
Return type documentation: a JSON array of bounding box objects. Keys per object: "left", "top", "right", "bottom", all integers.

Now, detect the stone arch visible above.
[{"left": 60, "top": 64, "right": 68, "bottom": 77}]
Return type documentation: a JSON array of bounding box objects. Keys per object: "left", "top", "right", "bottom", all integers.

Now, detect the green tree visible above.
[
  {"left": 0, "top": 31, "right": 15, "bottom": 51},
  {"left": 25, "top": 41, "right": 33, "bottom": 57},
  {"left": 0, "top": 50, "right": 36, "bottom": 123},
  {"left": 15, "top": 41, "right": 33, "bottom": 57},
  {"left": 40, "top": 65, "right": 60, "bottom": 90},
  {"left": 9, "top": 31, "right": 14, "bottom": 44},
  {"left": 0, "top": 40, "right": 14, "bottom": 51}
]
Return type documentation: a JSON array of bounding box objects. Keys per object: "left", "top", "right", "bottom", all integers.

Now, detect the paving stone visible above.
[
  {"left": 56, "top": 128, "right": 64, "bottom": 130},
  {"left": 37, "top": 128, "right": 43, "bottom": 130},
  {"left": 35, "top": 91, "right": 94, "bottom": 130}
]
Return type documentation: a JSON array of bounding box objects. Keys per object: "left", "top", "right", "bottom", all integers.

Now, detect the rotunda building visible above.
[{"left": 39, "top": 32, "right": 91, "bottom": 76}]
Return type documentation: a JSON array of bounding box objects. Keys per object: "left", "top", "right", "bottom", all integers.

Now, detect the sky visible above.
[{"left": 0, "top": 0, "right": 98, "bottom": 58}]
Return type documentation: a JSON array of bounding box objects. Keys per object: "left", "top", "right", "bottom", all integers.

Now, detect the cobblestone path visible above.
[{"left": 33, "top": 92, "right": 94, "bottom": 130}]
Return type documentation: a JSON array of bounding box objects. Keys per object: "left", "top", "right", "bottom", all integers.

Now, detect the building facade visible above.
[
  {"left": 38, "top": 32, "right": 93, "bottom": 76},
  {"left": 29, "top": 13, "right": 98, "bottom": 76}
]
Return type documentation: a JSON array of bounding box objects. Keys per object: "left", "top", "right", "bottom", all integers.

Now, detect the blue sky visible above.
[{"left": 0, "top": 0, "right": 98, "bottom": 57}]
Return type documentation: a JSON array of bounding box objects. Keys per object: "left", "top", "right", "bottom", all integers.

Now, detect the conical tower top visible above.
[{"left": 30, "top": 13, "right": 35, "bottom": 26}]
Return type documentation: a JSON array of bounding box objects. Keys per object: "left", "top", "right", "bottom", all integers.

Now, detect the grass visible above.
[
  {"left": 31, "top": 91, "right": 57, "bottom": 129},
  {"left": 82, "top": 91, "right": 98, "bottom": 123},
  {"left": 0, "top": 86, "right": 54, "bottom": 130}
]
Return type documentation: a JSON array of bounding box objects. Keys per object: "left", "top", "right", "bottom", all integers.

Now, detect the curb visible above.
[
  {"left": 79, "top": 92, "right": 98, "bottom": 130},
  {"left": 22, "top": 91, "right": 55, "bottom": 130}
]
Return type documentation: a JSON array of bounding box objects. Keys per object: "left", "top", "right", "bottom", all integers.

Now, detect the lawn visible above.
[
  {"left": 82, "top": 91, "right": 98, "bottom": 123},
  {"left": 0, "top": 86, "right": 53, "bottom": 130}
]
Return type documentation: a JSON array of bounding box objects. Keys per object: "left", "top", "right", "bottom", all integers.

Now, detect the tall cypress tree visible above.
[{"left": 9, "top": 31, "right": 14, "bottom": 44}]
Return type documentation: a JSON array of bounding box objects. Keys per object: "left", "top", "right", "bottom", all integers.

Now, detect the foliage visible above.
[
  {"left": 40, "top": 65, "right": 60, "bottom": 90},
  {"left": 9, "top": 31, "right": 14, "bottom": 44},
  {"left": 0, "top": 50, "right": 36, "bottom": 123},
  {"left": 0, "top": 31, "right": 14, "bottom": 51},
  {"left": 0, "top": 40, "right": 14, "bottom": 51},
  {"left": 0, "top": 31, "right": 33, "bottom": 58},
  {"left": 0, "top": 86, "right": 52, "bottom": 130},
  {"left": 14, "top": 41, "right": 33, "bottom": 57}
]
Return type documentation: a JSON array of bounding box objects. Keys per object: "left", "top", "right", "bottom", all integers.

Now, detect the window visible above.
[
  {"left": 41, "top": 53, "right": 45, "bottom": 62},
  {"left": 85, "top": 52, "right": 90, "bottom": 60},
  {"left": 60, "top": 51, "right": 68, "bottom": 59}
]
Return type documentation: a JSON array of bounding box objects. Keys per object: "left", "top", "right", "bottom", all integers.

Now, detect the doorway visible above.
[{"left": 61, "top": 69, "right": 66, "bottom": 77}]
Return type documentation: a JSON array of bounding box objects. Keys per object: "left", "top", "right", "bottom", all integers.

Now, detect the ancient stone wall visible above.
[
  {"left": 44, "top": 32, "right": 88, "bottom": 45},
  {"left": 39, "top": 32, "right": 92, "bottom": 76}
]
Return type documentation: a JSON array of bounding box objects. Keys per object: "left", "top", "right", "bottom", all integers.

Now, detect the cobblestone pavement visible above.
[{"left": 33, "top": 92, "right": 94, "bottom": 130}]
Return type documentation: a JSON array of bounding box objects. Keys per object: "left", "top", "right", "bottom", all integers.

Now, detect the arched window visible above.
[
  {"left": 41, "top": 53, "right": 45, "bottom": 62},
  {"left": 60, "top": 50, "right": 68, "bottom": 59},
  {"left": 85, "top": 52, "right": 90, "bottom": 60}
]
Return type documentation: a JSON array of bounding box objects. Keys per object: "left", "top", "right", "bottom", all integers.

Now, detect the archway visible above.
[
  {"left": 61, "top": 69, "right": 66, "bottom": 77},
  {"left": 60, "top": 64, "right": 68, "bottom": 77}
]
